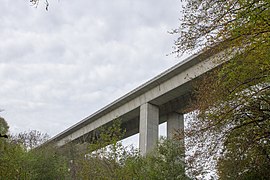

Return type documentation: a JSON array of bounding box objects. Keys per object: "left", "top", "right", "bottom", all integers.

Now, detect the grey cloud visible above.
[{"left": 0, "top": 0, "right": 183, "bottom": 137}]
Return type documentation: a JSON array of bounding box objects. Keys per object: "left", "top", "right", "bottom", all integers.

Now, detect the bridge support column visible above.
[
  {"left": 139, "top": 103, "right": 159, "bottom": 156},
  {"left": 167, "top": 113, "right": 185, "bottom": 164},
  {"left": 167, "top": 112, "right": 184, "bottom": 139}
]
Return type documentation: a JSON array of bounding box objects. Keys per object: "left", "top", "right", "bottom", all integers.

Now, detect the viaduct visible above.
[{"left": 47, "top": 47, "right": 226, "bottom": 156}]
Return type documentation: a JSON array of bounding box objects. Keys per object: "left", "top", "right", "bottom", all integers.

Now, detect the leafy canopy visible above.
[{"left": 174, "top": 0, "right": 270, "bottom": 178}]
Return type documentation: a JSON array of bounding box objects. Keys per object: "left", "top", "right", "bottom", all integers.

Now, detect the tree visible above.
[
  {"left": 173, "top": 0, "right": 269, "bottom": 55},
  {"left": 122, "top": 137, "right": 189, "bottom": 180},
  {"left": 74, "top": 120, "right": 140, "bottom": 179},
  {"left": 0, "top": 117, "right": 8, "bottom": 135},
  {"left": 65, "top": 120, "right": 188, "bottom": 179},
  {"left": 0, "top": 117, "right": 23, "bottom": 179},
  {"left": 12, "top": 130, "right": 50, "bottom": 151},
  {"left": 27, "top": 145, "right": 69, "bottom": 180},
  {"left": 1, "top": 118, "right": 188, "bottom": 179},
  {"left": 0, "top": 119, "right": 69, "bottom": 179},
  {"left": 174, "top": 0, "right": 270, "bottom": 178},
  {"left": 30, "top": 0, "right": 49, "bottom": 10}
]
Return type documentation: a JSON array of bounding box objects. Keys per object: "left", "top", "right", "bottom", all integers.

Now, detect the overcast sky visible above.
[{"left": 0, "top": 0, "right": 187, "bottom": 139}]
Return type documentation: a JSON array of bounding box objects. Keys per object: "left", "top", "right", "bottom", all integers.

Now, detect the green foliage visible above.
[
  {"left": 0, "top": 119, "right": 189, "bottom": 179},
  {"left": 75, "top": 119, "right": 140, "bottom": 179},
  {"left": 0, "top": 116, "right": 9, "bottom": 135},
  {"left": 176, "top": 0, "right": 270, "bottom": 178},
  {"left": 217, "top": 126, "right": 270, "bottom": 180},
  {"left": 186, "top": 31, "right": 270, "bottom": 179},
  {"left": 0, "top": 139, "right": 25, "bottom": 179},
  {"left": 12, "top": 130, "right": 50, "bottom": 151},
  {"left": 173, "top": 0, "right": 270, "bottom": 55},
  {"left": 0, "top": 119, "right": 185, "bottom": 180},
  {"left": 89, "top": 119, "right": 126, "bottom": 152},
  {"left": 26, "top": 146, "right": 69, "bottom": 180},
  {"left": 123, "top": 138, "right": 189, "bottom": 180},
  {"left": 0, "top": 121, "right": 69, "bottom": 179},
  {"left": 65, "top": 120, "right": 188, "bottom": 179}
]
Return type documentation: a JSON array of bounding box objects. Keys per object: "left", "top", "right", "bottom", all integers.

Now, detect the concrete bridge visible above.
[{"left": 47, "top": 47, "right": 225, "bottom": 155}]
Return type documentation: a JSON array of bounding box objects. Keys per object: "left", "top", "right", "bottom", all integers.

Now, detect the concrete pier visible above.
[
  {"left": 167, "top": 112, "right": 184, "bottom": 139},
  {"left": 139, "top": 103, "right": 159, "bottom": 156}
]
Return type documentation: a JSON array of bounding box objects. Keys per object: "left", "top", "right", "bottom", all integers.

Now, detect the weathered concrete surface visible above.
[
  {"left": 167, "top": 112, "right": 184, "bottom": 139},
  {"left": 46, "top": 48, "right": 225, "bottom": 154},
  {"left": 139, "top": 103, "right": 159, "bottom": 156}
]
